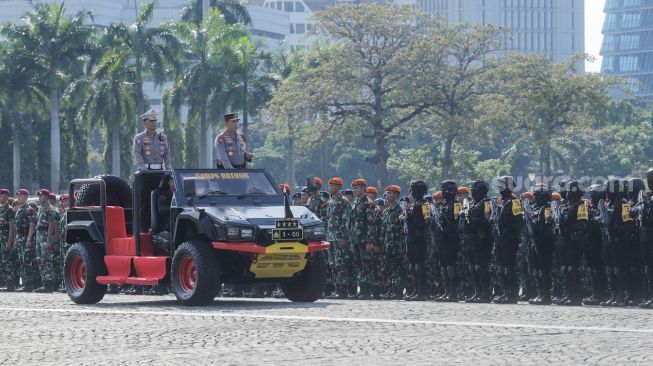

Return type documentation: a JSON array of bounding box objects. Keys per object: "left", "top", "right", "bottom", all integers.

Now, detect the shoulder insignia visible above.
[
  {"left": 511, "top": 199, "right": 523, "bottom": 216},
  {"left": 422, "top": 202, "right": 431, "bottom": 219},
  {"left": 453, "top": 202, "right": 462, "bottom": 219},
  {"left": 577, "top": 204, "right": 588, "bottom": 220},
  {"left": 622, "top": 203, "right": 633, "bottom": 222},
  {"left": 544, "top": 207, "right": 551, "bottom": 219},
  {"left": 484, "top": 201, "right": 491, "bottom": 216}
]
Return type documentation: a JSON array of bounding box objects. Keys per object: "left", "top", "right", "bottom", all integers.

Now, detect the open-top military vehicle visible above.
[{"left": 63, "top": 169, "right": 329, "bottom": 306}]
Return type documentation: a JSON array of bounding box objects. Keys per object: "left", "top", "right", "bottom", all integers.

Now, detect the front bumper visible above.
[{"left": 211, "top": 241, "right": 330, "bottom": 278}]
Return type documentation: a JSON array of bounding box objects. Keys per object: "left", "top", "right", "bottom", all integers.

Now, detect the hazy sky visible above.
[{"left": 585, "top": 0, "right": 606, "bottom": 72}]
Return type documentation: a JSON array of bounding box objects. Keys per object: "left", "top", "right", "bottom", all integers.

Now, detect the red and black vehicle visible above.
[{"left": 63, "top": 169, "right": 329, "bottom": 306}]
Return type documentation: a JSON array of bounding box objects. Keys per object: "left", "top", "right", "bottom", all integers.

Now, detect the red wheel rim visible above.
[
  {"left": 178, "top": 256, "right": 197, "bottom": 293},
  {"left": 70, "top": 256, "right": 86, "bottom": 291}
]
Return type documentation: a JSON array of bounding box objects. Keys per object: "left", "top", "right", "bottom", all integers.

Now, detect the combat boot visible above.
[
  {"left": 34, "top": 281, "right": 54, "bottom": 293},
  {"left": 4, "top": 280, "right": 15, "bottom": 292},
  {"left": 106, "top": 284, "right": 120, "bottom": 294},
  {"left": 358, "top": 286, "right": 373, "bottom": 300},
  {"left": 371, "top": 286, "right": 381, "bottom": 300}
]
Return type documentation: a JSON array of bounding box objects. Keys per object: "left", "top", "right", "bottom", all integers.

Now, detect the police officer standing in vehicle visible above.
[
  {"left": 215, "top": 113, "right": 253, "bottom": 169},
  {"left": 133, "top": 109, "right": 172, "bottom": 170}
]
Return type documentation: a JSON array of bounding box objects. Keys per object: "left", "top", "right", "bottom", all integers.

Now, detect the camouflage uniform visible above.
[
  {"left": 35, "top": 202, "right": 56, "bottom": 285},
  {"left": 380, "top": 202, "right": 406, "bottom": 295},
  {"left": 349, "top": 195, "right": 377, "bottom": 290},
  {"left": 325, "top": 192, "right": 351, "bottom": 287},
  {"left": 307, "top": 193, "right": 327, "bottom": 221},
  {"left": 369, "top": 206, "right": 383, "bottom": 290},
  {"left": 1, "top": 202, "right": 18, "bottom": 287},
  {"left": 14, "top": 204, "right": 37, "bottom": 288},
  {"left": 51, "top": 208, "right": 62, "bottom": 285}
]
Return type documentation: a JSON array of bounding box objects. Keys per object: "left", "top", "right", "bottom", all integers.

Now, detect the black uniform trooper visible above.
[
  {"left": 554, "top": 180, "right": 589, "bottom": 306},
  {"left": 528, "top": 184, "right": 555, "bottom": 305},
  {"left": 627, "top": 177, "right": 648, "bottom": 307},
  {"left": 635, "top": 169, "right": 653, "bottom": 308},
  {"left": 583, "top": 184, "right": 607, "bottom": 306},
  {"left": 404, "top": 180, "right": 430, "bottom": 301},
  {"left": 434, "top": 180, "right": 461, "bottom": 302},
  {"left": 492, "top": 176, "right": 524, "bottom": 304},
  {"left": 460, "top": 180, "right": 493, "bottom": 303},
  {"left": 600, "top": 179, "right": 636, "bottom": 307}
]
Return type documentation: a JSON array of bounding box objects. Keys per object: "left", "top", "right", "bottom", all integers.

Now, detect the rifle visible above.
[
  {"left": 399, "top": 199, "right": 409, "bottom": 234},
  {"left": 522, "top": 199, "right": 535, "bottom": 240},
  {"left": 432, "top": 202, "right": 444, "bottom": 232},
  {"left": 637, "top": 190, "right": 645, "bottom": 226},
  {"left": 550, "top": 201, "right": 561, "bottom": 235},
  {"left": 462, "top": 198, "right": 471, "bottom": 225},
  {"left": 597, "top": 198, "right": 611, "bottom": 243},
  {"left": 489, "top": 198, "right": 501, "bottom": 237}
]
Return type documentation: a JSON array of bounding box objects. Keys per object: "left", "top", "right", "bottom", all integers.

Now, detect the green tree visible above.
[
  {"left": 170, "top": 9, "right": 246, "bottom": 167},
  {"left": 270, "top": 4, "right": 442, "bottom": 186},
  {"left": 490, "top": 53, "right": 615, "bottom": 177},
  {"left": 98, "top": 0, "right": 180, "bottom": 152},
  {"left": 181, "top": 0, "right": 252, "bottom": 26},
  {"left": 2, "top": 3, "right": 95, "bottom": 190}
]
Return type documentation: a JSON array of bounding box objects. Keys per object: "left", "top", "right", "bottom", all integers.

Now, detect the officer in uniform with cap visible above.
[
  {"left": 133, "top": 108, "right": 172, "bottom": 170},
  {"left": 215, "top": 113, "right": 252, "bottom": 169}
]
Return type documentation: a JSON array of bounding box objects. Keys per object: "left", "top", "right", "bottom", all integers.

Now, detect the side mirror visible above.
[
  {"left": 183, "top": 179, "right": 196, "bottom": 198},
  {"left": 306, "top": 175, "right": 316, "bottom": 192}
]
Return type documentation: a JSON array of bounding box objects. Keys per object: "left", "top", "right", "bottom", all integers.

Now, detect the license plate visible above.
[
  {"left": 272, "top": 228, "right": 303, "bottom": 241},
  {"left": 275, "top": 219, "right": 299, "bottom": 229}
]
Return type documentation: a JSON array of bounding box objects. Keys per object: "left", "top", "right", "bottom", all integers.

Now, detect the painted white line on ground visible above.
[{"left": 0, "top": 306, "right": 651, "bottom": 334}]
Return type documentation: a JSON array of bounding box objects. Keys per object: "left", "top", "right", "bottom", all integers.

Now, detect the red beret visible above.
[
  {"left": 328, "top": 177, "right": 343, "bottom": 186},
  {"left": 351, "top": 178, "right": 367, "bottom": 187},
  {"left": 16, "top": 189, "right": 29, "bottom": 196},
  {"left": 385, "top": 185, "right": 401, "bottom": 194},
  {"left": 37, "top": 189, "right": 50, "bottom": 196},
  {"left": 457, "top": 187, "right": 470, "bottom": 194},
  {"left": 49, "top": 193, "right": 57, "bottom": 200},
  {"left": 0, "top": 189, "right": 9, "bottom": 195},
  {"left": 366, "top": 187, "right": 378, "bottom": 194},
  {"left": 551, "top": 192, "right": 562, "bottom": 201},
  {"left": 433, "top": 191, "right": 443, "bottom": 199},
  {"left": 314, "top": 177, "right": 322, "bottom": 186},
  {"left": 520, "top": 192, "right": 534, "bottom": 199}
]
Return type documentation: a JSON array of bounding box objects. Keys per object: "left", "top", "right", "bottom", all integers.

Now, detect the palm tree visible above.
[
  {"left": 98, "top": 0, "right": 181, "bottom": 143},
  {"left": 2, "top": 3, "right": 96, "bottom": 191},
  {"left": 0, "top": 35, "right": 48, "bottom": 192},
  {"left": 171, "top": 9, "right": 246, "bottom": 167},
  {"left": 77, "top": 64, "right": 137, "bottom": 177},
  {"left": 181, "top": 0, "right": 252, "bottom": 26},
  {"left": 224, "top": 37, "right": 276, "bottom": 137}
]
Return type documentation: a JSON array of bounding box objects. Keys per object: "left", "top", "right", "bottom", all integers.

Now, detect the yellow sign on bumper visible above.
[{"left": 249, "top": 242, "right": 308, "bottom": 278}]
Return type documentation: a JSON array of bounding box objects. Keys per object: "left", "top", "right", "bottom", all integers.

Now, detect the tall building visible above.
[
  {"left": 600, "top": 0, "right": 653, "bottom": 97},
  {"left": 415, "top": 0, "right": 585, "bottom": 70}
]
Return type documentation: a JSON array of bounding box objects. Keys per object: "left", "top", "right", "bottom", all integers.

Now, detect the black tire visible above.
[
  {"left": 281, "top": 251, "right": 328, "bottom": 302},
  {"left": 76, "top": 175, "right": 132, "bottom": 208},
  {"left": 171, "top": 241, "right": 219, "bottom": 306},
  {"left": 64, "top": 243, "right": 107, "bottom": 304}
]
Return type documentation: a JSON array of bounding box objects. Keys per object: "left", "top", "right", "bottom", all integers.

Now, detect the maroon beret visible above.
[
  {"left": 0, "top": 189, "right": 9, "bottom": 195},
  {"left": 16, "top": 189, "right": 29, "bottom": 196},
  {"left": 37, "top": 189, "right": 51, "bottom": 196}
]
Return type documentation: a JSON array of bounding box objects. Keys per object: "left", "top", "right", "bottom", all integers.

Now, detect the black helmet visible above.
[
  {"left": 628, "top": 177, "right": 645, "bottom": 193},
  {"left": 533, "top": 184, "right": 551, "bottom": 204},
  {"left": 605, "top": 178, "right": 624, "bottom": 195},
  {"left": 496, "top": 176, "right": 517, "bottom": 193},
  {"left": 440, "top": 180, "right": 458, "bottom": 195},
  {"left": 565, "top": 180, "right": 585, "bottom": 194},
  {"left": 410, "top": 180, "right": 428, "bottom": 199},
  {"left": 646, "top": 168, "right": 653, "bottom": 181},
  {"left": 589, "top": 184, "right": 606, "bottom": 204},
  {"left": 470, "top": 180, "right": 489, "bottom": 201}
]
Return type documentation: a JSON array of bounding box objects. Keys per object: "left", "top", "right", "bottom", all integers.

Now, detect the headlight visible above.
[
  {"left": 227, "top": 227, "right": 254, "bottom": 239},
  {"left": 304, "top": 225, "right": 325, "bottom": 238},
  {"left": 312, "top": 226, "right": 324, "bottom": 236}
]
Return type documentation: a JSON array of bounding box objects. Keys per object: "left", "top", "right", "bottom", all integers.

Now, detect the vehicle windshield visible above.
[{"left": 179, "top": 171, "right": 278, "bottom": 197}]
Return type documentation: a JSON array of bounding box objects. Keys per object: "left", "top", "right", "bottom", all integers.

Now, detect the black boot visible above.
[{"left": 34, "top": 281, "right": 54, "bottom": 293}]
